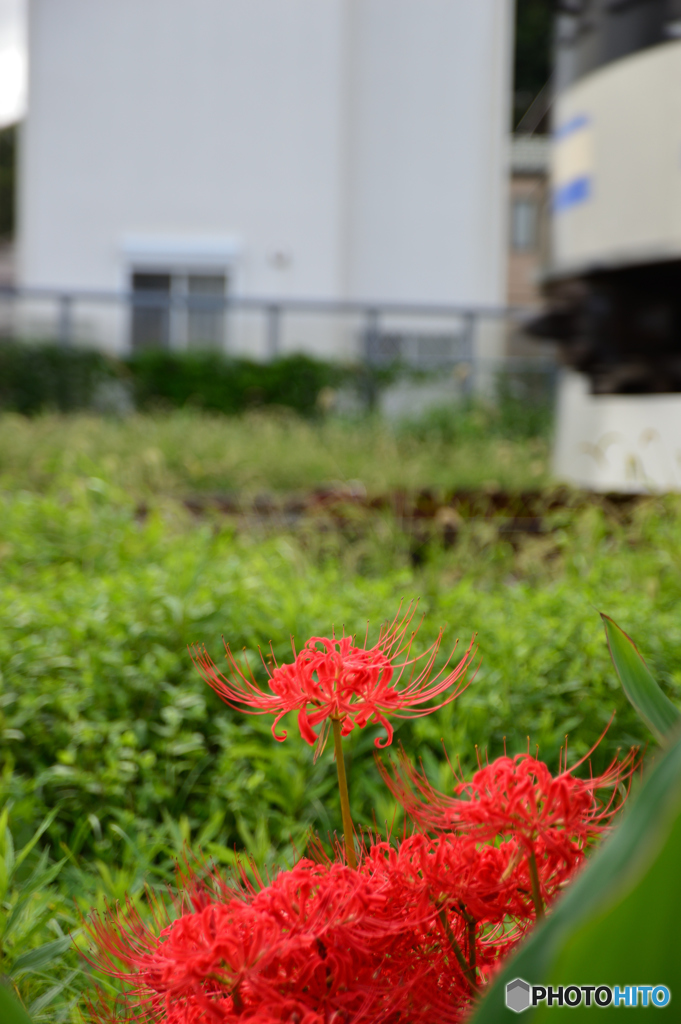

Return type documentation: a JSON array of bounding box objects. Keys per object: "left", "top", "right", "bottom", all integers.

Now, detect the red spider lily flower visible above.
[
  {"left": 381, "top": 746, "right": 638, "bottom": 858},
  {"left": 85, "top": 850, "right": 481, "bottom": 1024},
  {"left": 379, "top": 740, "right": 639, "bottom": 913},
  {"left": 365, "top": 831, "right": 531, "bottom": 923},
  {"left": 359, "top": 831, "right": 533, "bottom": 992},
  {"left": 86, "top": 818, "right": 605, "bottom": 1024},
  {"left": 190, "top": 604, "right": 476, "bottom": 752}
]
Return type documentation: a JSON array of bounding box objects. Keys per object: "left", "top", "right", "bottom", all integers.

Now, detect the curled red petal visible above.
[
  {"left": 271, "top": 711, "right": 289, "bottom": 742},
  {"left": 371, "top": 710, "right": 394, "bottom": 749},
  {"left": 297, "top": 707, "right": 318, "bottom": 746},
  {"left": 192, "top": 602, "right": 476, "bottom": 752}
]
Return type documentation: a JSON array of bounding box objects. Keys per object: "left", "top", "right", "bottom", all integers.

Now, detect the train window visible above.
[
  {"left": 557, "top": 0, "right": 670, "bottom": 87},
  {"left": 511, "top": 198, "right": 538, "bottom": 252}
]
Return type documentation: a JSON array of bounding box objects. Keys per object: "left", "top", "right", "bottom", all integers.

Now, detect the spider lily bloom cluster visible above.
[
  {"left": 85, "top": 610, "right": 638, "bottom": 1023},
  {"left": 380, "top": 741, "right": 640, "bottom": 916},
  {"left": 190, "top": 606, "right": 476, "bottom": 867},
  {"left": 87, "top": 750, "right": 635, "bottom": 1024},
  {"left": 85, "top": 838, "right": 524, "bottom": 1024},
  {"left": 88, "top": 851, "right": 477, "bottom": 1024}
]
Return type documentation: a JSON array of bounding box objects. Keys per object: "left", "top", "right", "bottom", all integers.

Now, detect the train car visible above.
[{"left": 536, "top": 0, "right": 681, "bottom": 490}]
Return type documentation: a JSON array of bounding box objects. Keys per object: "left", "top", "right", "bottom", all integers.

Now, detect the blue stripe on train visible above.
[{"left": 553, "top": 175, "right": 592, "bottom": 212}]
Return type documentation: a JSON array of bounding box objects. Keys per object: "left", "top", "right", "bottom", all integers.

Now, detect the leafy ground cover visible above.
[{"left": 1, "top": 409, "right": 678, "bottom": 1018}]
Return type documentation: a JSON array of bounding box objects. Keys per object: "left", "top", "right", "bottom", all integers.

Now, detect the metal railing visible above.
[{"left": 0, "top": 284, "right": 549, "bottom": 373}]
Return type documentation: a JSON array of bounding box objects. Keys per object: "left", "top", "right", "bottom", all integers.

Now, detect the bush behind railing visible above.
[
  {"left": 0, "top": 341, "right": 357, "bottom": 418},
  {"left": 0, "top": 341, "right": 554, "bottom": 435}
]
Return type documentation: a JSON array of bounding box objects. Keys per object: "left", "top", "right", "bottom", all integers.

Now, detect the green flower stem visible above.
[
  {"left": 458, "top": 902, "right": 477, "bottom": 985},
  {"left": 331, "top": 717, "right": 357, "bottom": 869},
  {"left": 528, "top": 850, "right": 544, "bottom": 918},
  {"left": 438, "top": 909, "right": 479, "bottom": 993},
  {"left": 468, "top": 919, "right": 476, "bottom": 979}
]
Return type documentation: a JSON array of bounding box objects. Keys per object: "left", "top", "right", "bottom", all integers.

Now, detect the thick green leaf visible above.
[
  {"left": 471, "top": 729, "right": 681, "bottom": 1021},
  {"left": 0, "top": 985, "right": 34, "bottom": 1024},
  {"left": 601, "top": 614, "right": 680, "bottom": 743},
  {"left": 534, "top": 809, "right": 681, "bottom": 1018}
]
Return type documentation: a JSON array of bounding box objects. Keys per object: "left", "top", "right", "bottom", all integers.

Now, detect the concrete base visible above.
[{"left": 553, "top": 371, "right": 681, "bottom": 492}]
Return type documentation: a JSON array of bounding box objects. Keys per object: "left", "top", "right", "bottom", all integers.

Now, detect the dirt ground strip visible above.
[{"left": 144, "top": 486, "right": 654, "bottom": 550}]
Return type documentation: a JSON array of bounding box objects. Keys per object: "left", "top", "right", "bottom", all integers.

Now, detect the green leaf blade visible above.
[
  {"left": 0, "top": 985, "right": 34, "bottom": 1024},
  {"left": 470, "top": 727, "right": 681, "bottom": 1021},
  {"left": 10, "top": 935, "right": 73, "bottom": 976},
  {"left": 601, "top": 614, "right": 680, "bottom": 743}
]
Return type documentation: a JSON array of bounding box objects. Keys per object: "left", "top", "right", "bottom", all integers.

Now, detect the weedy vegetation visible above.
[{"left": 0, "top": 405, "right": 676, "bottom": 1018}]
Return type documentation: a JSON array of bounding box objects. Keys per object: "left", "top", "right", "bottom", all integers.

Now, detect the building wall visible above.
[
  {"left": 505, "top": 135, "right": 551, "bottom": 358},
  {"left": 344, "top": 0, "right": 512, "bottom": 306},
  {"left": 507, "top": 174, "right": 547, "bottom": 307},
  {"left": 20, "top": 0, "right": 349, "bottom": 297},
  {"left": 19, "top": 0, "right": 513, "bottom": 354}
]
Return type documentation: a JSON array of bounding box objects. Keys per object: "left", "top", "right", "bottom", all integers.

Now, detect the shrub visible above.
[
  {"left": 125, "top": 350, "right": 353, "bottom": 417},
  {"left": 0, "top": 342, "right": 119, "bottom": 414},
  {"left": 0, "top": 342, "right": 361, "bottom": 418}
]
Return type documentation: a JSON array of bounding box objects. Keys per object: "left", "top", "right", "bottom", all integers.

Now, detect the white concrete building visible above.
[{"left": 18, "top": 0, "right": 513, "bottom": 359}]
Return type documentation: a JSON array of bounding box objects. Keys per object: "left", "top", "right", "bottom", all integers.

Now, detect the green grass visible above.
[
  {"left": 3, "top": 408, "right": 679, "bottom": 1019},
  {"left": 0, "top": 409, "right": 550, "bottom": 498}
]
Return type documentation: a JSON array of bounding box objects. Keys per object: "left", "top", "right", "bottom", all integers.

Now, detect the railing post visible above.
[
  {"left": 266, "top": 304, "right": 281, "bottom": 360},
  {"left": 57, "top": 293, "right": 74, "bottom": 348},
  {"left": 362, "top": 307, "right": 380, "bottom": 365},
  {"left": 462, "top": 311, "right": 476, "bottom": 394},
  {"left": 223, "top": 297, "right": 230, "bottom": 356},
  {"left": 361, "top": 307, "right": 381, "bottom": 411}
]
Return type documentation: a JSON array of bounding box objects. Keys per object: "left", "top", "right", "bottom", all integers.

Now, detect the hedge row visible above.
[{"left": 0, "top": 342, "right": 357, "bottom": 417}]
